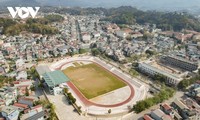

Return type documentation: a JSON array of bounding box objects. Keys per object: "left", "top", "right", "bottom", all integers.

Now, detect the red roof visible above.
[
  {"left": 33, "top": 105, "right": 42, "bottom": 109},
  {"left": 13, "top": 81, "right": 20, "bottom": 84},
  {"left": 196, "top": 81, "right": 200, "bottom": 84},
  {"left": 162, "top": 103, "right": 172, "bottom": 110},
  {"left": 0, "top": 118, "right": 5, "bottom": 120},
  {"left": 19, "top": 97, "right": 35, "bottom": 102},
  {"left": 13, "top": 103, "right": 28, "bottom": 109},
  {"left": 143, "top": 115, "right": 154, "bottom": 120}
]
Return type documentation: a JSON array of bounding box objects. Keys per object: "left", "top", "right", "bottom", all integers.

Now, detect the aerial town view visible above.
[{"left": 1, "top": 0, "right": 200, "bottom": 120}]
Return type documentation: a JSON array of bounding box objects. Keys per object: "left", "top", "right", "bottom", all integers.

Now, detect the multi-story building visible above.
[
  {"left": 138, "top": 61, "right": 183, "bottom": 86},
  {"left": 162, "top": 55, "right": 199, "bottom": 72}
]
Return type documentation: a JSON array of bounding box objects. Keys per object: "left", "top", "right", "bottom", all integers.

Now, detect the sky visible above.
[{"left": 1, "top": 0, "right": 200, "bottom": 11}]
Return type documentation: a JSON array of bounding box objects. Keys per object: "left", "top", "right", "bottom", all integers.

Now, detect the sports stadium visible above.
[{"left": 38, "top": 56, "right": 148, "bottom": 115}]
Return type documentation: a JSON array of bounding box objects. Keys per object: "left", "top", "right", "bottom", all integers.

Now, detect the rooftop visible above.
[
  {"left": 143, "top": 114, "right": 154, "bottom": 120},
  {"left": 13, "top": 103, "right": 29, "bottom": 109},
  {"left": 43, "top": 70, "right": 70, "bottom": 87},
  {"left": 1, "top": 106, "right": 17, "bottom": 115},
  {"left": 151, "top": 109, "right": 165, "bottom": 118},
  {"left": 162, "top": 103, "right": 172, "bottom": 111},
  {"left": 140, "top": 62, "right": 182, "bottom": 81},
  {"left": 36, "top": 65, "right": 51, "bottom": 77},
  {"left": 173, "top": 98, "right": 189, "bottom": 110}
]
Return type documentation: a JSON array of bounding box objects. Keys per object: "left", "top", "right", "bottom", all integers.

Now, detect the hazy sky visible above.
[
  {"left": 37, "top": 0, "right": 200, "bottom": 8},
  {"left": 1, "top": 0, "right": 200, "bottom": 11}
]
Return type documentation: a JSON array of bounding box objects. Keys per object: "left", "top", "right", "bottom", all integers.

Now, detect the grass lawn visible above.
[{"left": 63, "top": 63, "right": 127, "bottom": 99}]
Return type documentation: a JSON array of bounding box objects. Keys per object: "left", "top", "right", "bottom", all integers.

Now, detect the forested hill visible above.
[
  {"left": 54, "top": 6, "right": 200, "bottom": 32},
  {"left": 102, "top": 6, "right": 200, "bottom": 32}
]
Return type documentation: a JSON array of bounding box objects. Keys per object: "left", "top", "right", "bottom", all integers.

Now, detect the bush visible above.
[
  {"left": 178, "top": 76, "right": 200, "bottom": 90},
  {"left": 108, "top": 109, "right": 111, "bottom": 114},
  {"left": 67, "top": 92, "right": 76, "bottom": 104},
  {"left": 133, "top": 87, "right": 175, "bottom": 113}
]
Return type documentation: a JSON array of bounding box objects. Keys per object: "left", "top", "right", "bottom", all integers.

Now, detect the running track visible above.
[{"left": 54, "top": 59, "right": 135, "bottom": 108}]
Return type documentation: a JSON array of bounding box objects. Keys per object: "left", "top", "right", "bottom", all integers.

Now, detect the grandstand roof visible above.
[
  {"left": 36, "top": 65, "right": 51, "bottom": 77},
  {"left": 42, "top": 70, "right": 70, "bottom": 87}
]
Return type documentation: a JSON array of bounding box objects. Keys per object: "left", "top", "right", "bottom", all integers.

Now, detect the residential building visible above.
[
  {"left": 1, "top": 106, "right": 19, "bottom": 120},
  {"left": 21, "top": 105, "right": 45, "bottom": 120},
  {"left": 116, "top": 30, "right": 127, "bottom": 38},
  {"left": 150, "top": 109, "right": 172, "bottom": 120},
  {"left": 18, "top": 97, "right": 36, "bottom": 107}
]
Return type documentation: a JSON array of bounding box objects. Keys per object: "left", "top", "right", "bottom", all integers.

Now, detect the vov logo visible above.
[{"left": 7, "top": 7, "right": 40, "bottom": 19}]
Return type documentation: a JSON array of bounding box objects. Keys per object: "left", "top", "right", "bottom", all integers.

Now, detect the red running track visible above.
[{"left": 55, "top": 59, "right": 135, "bottom": 107}]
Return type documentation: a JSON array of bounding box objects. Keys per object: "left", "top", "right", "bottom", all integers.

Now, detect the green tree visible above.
[
  {"left": 63, "top": 88, "right": 68, "bottom": 94},
  {"left": 79, "top": 49, "right": 87, "bottom": 54},
  {"left": 133, "top": 87, "right": 175, "bottom": 113},
  {"left": 30, "top": 85, "right": 35, "bottom": 91},
  {"left": 108, "top": 109, "right": 112, "bottom": 114},
  {"left": 91, "top": 49, "right": 101, "bottom": 56},
  {"left": 25, "top": 87, "right": 29, "bottom": 96}
]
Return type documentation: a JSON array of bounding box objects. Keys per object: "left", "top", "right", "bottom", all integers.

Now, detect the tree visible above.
[
  {"left": 63, "top": 88, "right": 68, "bottom": 94},
  {"left": 126, "top": 35, "right": 132, "bottom": 41},
  {"left": 145, "top": 49, "right": 156, "bottom": 56},
  {"left": 153, "top": 74, "right": 166, "bottom": 83},
  {"left": 79, "top": 49, "right": 87, "bottom": 54},
  {"left": 91, "top": 49, "right": 101, "bottom": 56},
  {"left": 25, "top": 87, "right": 29, "bottom": 96},
  {"left": 198, "top": 69, "right": 200, "bottom": 75},
  {"left": 129, "top": 69, "right": 139, "bottom": 77},
  {"left": 30, "top": 85, "right": 35, "bottom": 91},
  {"left": 108, "top": 109, "right": 111, "bottom": 114},
  {"left": 38, "top": 82, "right": 44, "bottom": 88},
  {"left": 133, "top": 87, "right": 175, "bottom": 113}
]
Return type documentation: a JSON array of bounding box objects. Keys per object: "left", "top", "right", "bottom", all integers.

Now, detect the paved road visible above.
[
  {"left": 47, "top": 94, "right": 133, "bottom": 120},
  {"left": 33, "top": 79, "right": 45, "bottom": 100}
]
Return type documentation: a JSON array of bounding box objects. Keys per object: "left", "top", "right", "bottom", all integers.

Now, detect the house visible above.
[
  {"left": 13, "top": 80, "right": 33, "bottom": 96},
  {"left": 0, "top": 67, "right": 5, "bottom": 75},
  {"left": 172, "top": 99, "right": 189, "bottom": 111},
  {"left": 1, "top": 106, "right": 19, "bottom": 120},
  {"left": 116, "top": 30, "right": 127, "bottom": 38},
  {"left": 16, "top": 71, "right": 27, "bottom": 80},
  {"left": 21, "top": 105, "right": 45, "bottom": 120},
  {"left": 143, "top": 114, "right": 154, "bottom": 120},
  {"left": 15, "top": 59, "right": 25, "bottom": 69},
  {"left": 131, "top": 32, "right": 143, "bottom": 38},
  {"left": 57, "top": 45, "right": 69, "bottom": 55},
  {"left": 93, "top": 32, "right": 101, "bottom": 38},
  {"left": 82, "top": 33, "right": 91, "bottom": 43},
  {"left": 13, "top": 102, "right": 29, "bottom": 112},
  {"left": 160, "top": 103, "right": 173, "bottom": 115},
  {"left": 150, "top": 109, "right": 172, "bottom": 120},
  {"left": 18, "top": 97, "right": 36, "bottom": 107},
  {"left": 0, "top": 87, "right": 17, "bottom": 106},
  {"left": 171, "top": 99, "right": 198, "bottom": 119}
]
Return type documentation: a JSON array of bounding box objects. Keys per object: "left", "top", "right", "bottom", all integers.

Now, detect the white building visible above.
[
  {"left": 1, "top": 106, "right": 19, "bottom": 120},
  {"left": 16, "top": 71, "right": 27, "bottom": 80},
  {"left": 138, "top": 62, "right": 183, "bottom": 86},
  {"left": 82, "top": 33, "right": 91, "bottom": 43},
  {"left": 116, "top": 30, "right": 127, "bottom": 38},
  {"left": 15, "top": 59, "right": 25, "bottom": 69}
]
